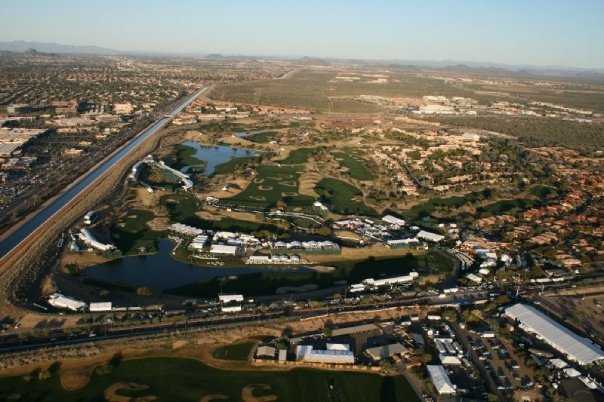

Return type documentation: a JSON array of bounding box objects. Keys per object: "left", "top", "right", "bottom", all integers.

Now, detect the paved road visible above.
[
  {"left": 0, "top": 289, "right": 493, "bottom": 356},
  {"left": 0, "top": 87, "right": 208, "bottom": 260}
]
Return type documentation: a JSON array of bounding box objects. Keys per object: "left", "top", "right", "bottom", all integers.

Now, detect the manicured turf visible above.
[
  {"left": 279, "top": 147, "right": 319, "bottom": 165},
  {"left": 111, "top": 209, "right": 162, "bottom": 254},
  {"left": 212, "top": 156, "right": 259, "bottom": 176},
  {"left": 245, "top": 130, "right": 277, "bottom": 143},
  {"left": 315, "top": 177, "right": 377, "bottom": 216},
  {"left": 212, "top": 341, "right": 255, "bottom": 361},
  {"left": 0, "top": 357, "right": 420, "bottom": 402},
  {"left": 223, "top": 164, "right": 314, "bottom": 209},
  {"left": 332, "top": 151, "right": 374, "bottom": 180}
]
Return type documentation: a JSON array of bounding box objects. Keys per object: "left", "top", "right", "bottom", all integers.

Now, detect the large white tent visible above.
[{"left": 505, "top": 303, "right": 604, "bottom": 365}]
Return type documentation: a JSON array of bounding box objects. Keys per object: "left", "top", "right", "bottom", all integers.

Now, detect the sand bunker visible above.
[
  {"left": 241, "top": 384, "right": 278, "bottom": 402},
  {"left": 104, "top": 382, "right": 157, "bottom": 402},
  {"left": 60, "top": 370, "right": 91, "bottom": 391},
  {"left": 200, "top": 395, "right": 229, "bottom": 402}
]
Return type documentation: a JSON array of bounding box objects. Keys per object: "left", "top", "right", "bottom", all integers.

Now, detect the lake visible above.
[
  {"left": 180, "top": 140, "right": 256, "bottom": 175},
  {"left": 82, "top": 239, "right": 309, "bottom": 291}
]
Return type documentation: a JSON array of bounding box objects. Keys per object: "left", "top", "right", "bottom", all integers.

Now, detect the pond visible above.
[
  {"left": 180, "top": 140, "right": 257, "bottom": 175},
  {"left": 82, "top": 239, "right": 310, "bottom": 292}
]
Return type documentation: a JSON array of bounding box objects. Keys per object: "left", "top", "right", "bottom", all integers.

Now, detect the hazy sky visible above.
[{"left": 2, "top": 0, "right": 603, "bottom": 68}]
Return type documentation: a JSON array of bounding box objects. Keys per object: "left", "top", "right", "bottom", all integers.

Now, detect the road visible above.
[
  {"left": 0, "top": 289, "right": 494, "bottom": 356},
  {"left": 0, "top": 87, "right": 208, "bottom": 261}
]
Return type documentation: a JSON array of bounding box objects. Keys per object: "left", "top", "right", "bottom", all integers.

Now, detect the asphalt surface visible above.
[{"left": 0, "top": 289, "right": 493, "bottom": 356}]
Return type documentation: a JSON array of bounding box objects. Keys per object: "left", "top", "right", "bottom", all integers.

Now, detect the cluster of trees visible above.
[{"left": 432, "top": 116, "right": 604, "bottom": 154}]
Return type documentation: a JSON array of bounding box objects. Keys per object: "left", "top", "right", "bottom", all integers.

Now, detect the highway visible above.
[
  {"left": 0, "top": 87, "right": 208, "bottom": 261},
  {"left": 0, "top": 289, "right": 494, "bottom": 356}
]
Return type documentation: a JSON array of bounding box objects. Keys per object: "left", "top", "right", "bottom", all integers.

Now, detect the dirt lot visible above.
[{"left": 306, "top": 244, "right": 420, "bottom": 264}]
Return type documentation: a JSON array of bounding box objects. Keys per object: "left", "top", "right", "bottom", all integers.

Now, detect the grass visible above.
[
  {"left": 137, "top": 163, "right": 182, "bottom": 190},
  {"left": 279, "top": 147, "right": 320, "bottom": 165},
  {"left": 212, "top": 156, "right": 259, "bottom": 176},
  {"left": 245, "top": 130, "right": 277, "bottom": 143},
  {"left": 332, "top": 151, "right": 374, "bottom": 181},
  {"left": 212, "top": 341, "right": 255, "bottom": 361},
  {"left": 111, "top": 209, "right": 162, "bottom": 254},
  {"left": 315, "top": 178, "right": 377, "bottom": 216},
  {"left": 0, "top": 357, "right": 419, "bottom": 402},
  {"left": 160, "top": 192, "right": 204, "bottom": 227},
  {"left": 223, "top": 164, "right": 315, "bottom": 210}
]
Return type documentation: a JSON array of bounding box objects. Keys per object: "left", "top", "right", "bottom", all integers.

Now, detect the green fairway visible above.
[
  {"left": 223, "top": 164, "right": 314, "bottom": 209},
  {"left": 0, "top": 357, "right": 420, "bottom": 402},
  {"left": 279, "top": 147, "right": 320, "bottom": 165},
  {"left": 212, "top": 156, "right": 259, "bottom": 176},
  {"left": 111, "top": 209, "right": 162, "bottom": 254},
  {"left": 315, "top": 178, "right": 377, "bottom": 216},
  {"left": 332, "top": 151, "right": 374, "bottom": 181},
  {"left": 245, "top": 130, "right": 277, "bottom": 143}
]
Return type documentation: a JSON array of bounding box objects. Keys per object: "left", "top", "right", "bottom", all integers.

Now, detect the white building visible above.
[
  {"left": 48, "top": 293, "right": 87, "bottom": 312},
  {"left": 505, "top": 303, "right": 604, "bottom": 365},
  {"left": 362, "top": 272, "right": 419, "bottom": 288},
  {"left": 295, "top": 345, "right": 355, "bottom": 365},
  {"left": 188, "top": 235, "right": 208, "bottom": 251},
  {"left": 466, "top": 273, "right": 483, "bottom": 284},
  {"left": 89, "top": 302, "right": 112, "bottom": 312},
  {"left": 210, "top": 244, "right": 242, "bottom": 256},
  {"left": 416, "top": 230, "right": 445, "bottom": 243},
  {"left": 427, "top": 365, "right": 456, "bottom": 395},
  {"left": 169, "top": 223, "right": 204, "bottom": 237},
  {"left": 382, "top": 215, "right": 406, "bottom": 228},
  {"left": 386, "top": 238, "right": 420, "bottom": 248},
  {"left": 78, "top": 228, "right": 115, "bottom": 252}
]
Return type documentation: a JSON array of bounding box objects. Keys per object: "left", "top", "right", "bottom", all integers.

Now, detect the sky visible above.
[{"left": 1, "top": 0, "right": 603, "bottom": 69}]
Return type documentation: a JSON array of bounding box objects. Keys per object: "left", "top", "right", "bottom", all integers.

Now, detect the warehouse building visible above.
[
  {"left": 295, "top": 345, "right": 355, "bottom": 365},
  {"left": 210, "top": 244, "right": 242, "bottom": 256},
  {"left": 89, "top": 302, "right": 112, "bottom": 312},
  {"left": 416, "top": 230, "right": 445, "bottom": 243},
  {"left": 505, "top": 303, "right": 604, "bottom": 365},
  {"left": 365, "top": 343, "right": 407, "bottom": 362},
  {"left": 427, "top": 365, "right": 456, "bottom": 395}
]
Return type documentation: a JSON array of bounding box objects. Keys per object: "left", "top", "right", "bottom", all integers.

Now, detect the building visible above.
[
  {"left": 218, "top": 294, "right": 244, "bottom": 313},
  {"left": 416, "top": 230, "right": 445, "bottom": 243},
  {"left": 0, "top": 127, "right": 48, "bottom": 157},
  {"left": 113, "top": 103, "right": 134, "bottom": 115},
  {"left": 427, "top": 365, "right": 456, "bottom": 395},
  {"left": 362, "top": 272, "right": 419, "bottom": 288},
  {"left": 386, "top": 238, "right": 420, "bottom": 249},
  {"left": 89, "top": 302, "right": 112, "bottom": 312},
  {"left": 256, "top": 346, "right": 276, "bottom": 359},
  {"left": 78, "top": 228, "right": 115, "bottom": 252},
  {"left": 48, "top": 293, "right": 87, "bottom": 311},
  {"left": 295, "top": 345, "right": 355, "bottom": 365},
  {"left": 169, "top": 223, "right": 204, "bottom": 237},
  {"left": 365, "top": 343, "right": 407, "bottom": 362},
  {"left": 505, "top": 303, "right": 604, "bottom": 365},
  {"left": 188, "top": 235, "right": 208, "bottom": 251},
  {"left": 382, "top": 215, "right": 406, "bottom": 228},
  {"left": 210, "top": 244, "right": 242, "bottom": 256}
]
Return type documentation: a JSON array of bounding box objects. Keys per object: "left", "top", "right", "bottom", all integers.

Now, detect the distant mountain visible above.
[{"left": 0, "top": 40, "right": 119, "bottom": 55}]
